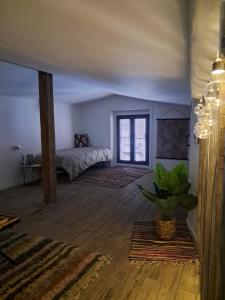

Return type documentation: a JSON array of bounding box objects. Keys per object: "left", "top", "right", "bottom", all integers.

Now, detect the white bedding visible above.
[{"left": 35, "top": 147, "right": 111, "bottom": 180}]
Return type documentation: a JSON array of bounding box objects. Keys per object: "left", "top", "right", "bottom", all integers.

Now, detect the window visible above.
[{"left": 116, "top": 114, "right": 149, "bottom": 165}]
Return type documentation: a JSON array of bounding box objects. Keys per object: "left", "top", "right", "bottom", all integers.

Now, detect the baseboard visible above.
[
  {"left": 113, "top": 162, "right": 151, "bottom": 169},
  {"left": 187, "top": 218, "right": 198, "bottom": 251}
]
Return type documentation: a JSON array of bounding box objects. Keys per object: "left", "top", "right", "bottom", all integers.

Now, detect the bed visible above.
[{"left": 35, "top": 147, "right": 111, "bottom": 180}]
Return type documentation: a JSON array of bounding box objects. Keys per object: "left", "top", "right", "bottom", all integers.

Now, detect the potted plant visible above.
[{"left": 138, "top": 163, "right": 197, "bottom": 240}]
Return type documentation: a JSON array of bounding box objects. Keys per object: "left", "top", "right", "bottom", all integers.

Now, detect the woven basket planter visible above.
[{"left": 155, "top": 216, "right": 176, "bottom": 240}]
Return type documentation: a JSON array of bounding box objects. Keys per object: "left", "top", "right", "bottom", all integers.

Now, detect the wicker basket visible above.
[{"left": 155, "top": 216, "right": 176, "bottom": 240}]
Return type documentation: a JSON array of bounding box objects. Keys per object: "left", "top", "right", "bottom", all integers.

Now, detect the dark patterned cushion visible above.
[{"left": 74, "top": 134, "right": 91, "bottom": 147}]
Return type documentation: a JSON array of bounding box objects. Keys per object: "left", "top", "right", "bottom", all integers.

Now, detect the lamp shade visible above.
[{"left": 212, "top": 58, "right": 225, "bottom": 75}]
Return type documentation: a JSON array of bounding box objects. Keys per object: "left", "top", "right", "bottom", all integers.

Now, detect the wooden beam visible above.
[
  {"left": 198, "top": 84, "right": 225, "bottom": 300},
  {"left": 38, "top": 71, "right": 57, "bottom": 203}
]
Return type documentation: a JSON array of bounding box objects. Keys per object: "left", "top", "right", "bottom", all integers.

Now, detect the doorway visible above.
[{"left": 116, "top": 114, "right": 149, "bottom": 165}]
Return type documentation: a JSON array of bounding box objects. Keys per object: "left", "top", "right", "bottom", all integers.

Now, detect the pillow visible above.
[{"left": 74, "top": 134, "right": 91, "bottom": 147}]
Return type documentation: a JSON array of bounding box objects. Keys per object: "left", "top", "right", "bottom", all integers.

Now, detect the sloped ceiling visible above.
[
  {"left": 191, "top": 0, "right": 220, "bottom": 100},
  {"left": 0, "top": 61, "right": 112, "bottom": 103},
  {"left": 0, "top": 0, "right": 190, "bottom": 104}
]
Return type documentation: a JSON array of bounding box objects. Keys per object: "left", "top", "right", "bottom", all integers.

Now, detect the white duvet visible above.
[{"left": 35, "top": 147, "right": 111, "bottom": 180}]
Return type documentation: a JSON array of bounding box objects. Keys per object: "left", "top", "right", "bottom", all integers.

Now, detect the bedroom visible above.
[
  {"left": 0, "top": 0, "right": 224, "bottom": 299},
  {"left": 0, "top": 60, "right": 191, "bottom": 190}
]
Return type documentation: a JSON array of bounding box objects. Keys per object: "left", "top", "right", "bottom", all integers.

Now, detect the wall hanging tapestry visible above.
[{"left": 156, "top": 118, "right": 190, "bottom": 160}]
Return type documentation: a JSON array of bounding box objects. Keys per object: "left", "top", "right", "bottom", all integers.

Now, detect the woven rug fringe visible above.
[
  {"left": 62, "top": 255, "right": 111, "bottom": 299},
  {"left": 130, "top": 258, "right": 199, "bottom": 266}
]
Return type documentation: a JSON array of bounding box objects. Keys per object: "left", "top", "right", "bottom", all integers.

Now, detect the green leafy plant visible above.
[{"left": 138, "top": 163, "right": 197, "bottom": 220}]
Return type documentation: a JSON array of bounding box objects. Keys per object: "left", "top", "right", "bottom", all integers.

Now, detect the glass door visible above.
[
  {"left": 134, "top": 118, "right": 147, "bottom": 162},
  {"left": 119, "top": 118, "right": 131, "bottom": 161},
  {"left": 117, "top": 114, "right": 149, "bottom": 165}
]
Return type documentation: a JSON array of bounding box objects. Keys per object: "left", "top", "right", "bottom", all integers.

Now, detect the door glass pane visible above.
[
  {"left": 120, "top": 119, "right": 130, "bottom": 161},
  {"left": 135, "top": 118, "right": 146, "bottom": 161}
]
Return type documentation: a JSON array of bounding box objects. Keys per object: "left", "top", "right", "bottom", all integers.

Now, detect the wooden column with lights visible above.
[
  {"left": 198, "top": 81, "right": 225, "bottom": 300},
  {"left": 38, "top": 71, "right": 57, "bottom": 203}
]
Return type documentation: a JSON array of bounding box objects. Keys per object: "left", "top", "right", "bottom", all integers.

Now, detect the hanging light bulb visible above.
[
  {"left": 193, "top": 96, "right": 217, "bottom": 140},
  {"left": 204, "top": 81, "right": 219, "bottom": 103},
  {"left": 212, "top": 57, "right": 225, "bottom": 75},
  {"left": 204, "top": 80, "right": 225, "bottom": 106},
  {"left": 198, "top": 102, "right": 217, "bottom": 127},
  {"left": 194, "top": 100, "right": 204, "bottom": 116},
  {"left": 192, "top": 52, "right": 225, "bottom": 139},
  {"left": 205, "top": 83, "right": 218, "bottom": 102},
  {"left": 194, "top": 121, "right": 211, "bottom": 139},
  {"left": 212, "top": 53, "right": 225, "bottom": 75}
]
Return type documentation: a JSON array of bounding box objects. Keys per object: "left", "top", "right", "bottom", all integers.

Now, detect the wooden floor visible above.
[{"left": 0, "top": 172, "right": 200, "bottom": 300}]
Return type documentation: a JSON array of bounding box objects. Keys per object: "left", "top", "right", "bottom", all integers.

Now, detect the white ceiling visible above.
[
  {"left": 0, "top": 0, "right": 198, "bottom": 104},
  {"left": 191, "top": 0, "right": 220, "bottom": 100},
  {"left": 0, "top": 61, "right": 112, "bottom": 103}
]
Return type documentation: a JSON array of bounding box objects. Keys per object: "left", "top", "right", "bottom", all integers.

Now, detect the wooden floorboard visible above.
[{"left": 0, "top": 172, "right": 200, "bottom": 299}]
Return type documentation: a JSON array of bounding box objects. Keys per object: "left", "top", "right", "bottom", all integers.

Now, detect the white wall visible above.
[
  {"left": 55, "top": 102, "right": 79, "bottom": 150},
  {"left": 0, "top": 93, "right": 192, "bottom": 191},
  {"left": 188, "top": 102, "right": 199, "bottom": 239},
  {"left": 79, "top": 95, "right": 191, "bottom": 169},
  {"left": 0, "top": 96, "right": 81, "bottom": 191},
  {"left": 72, "top": 104, "right": 82, "bottom": 136}
]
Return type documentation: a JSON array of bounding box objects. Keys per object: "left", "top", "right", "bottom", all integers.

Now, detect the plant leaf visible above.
[
  {"left": 156, "top": 196, "right": 179, "bottom": 210},
  {"left": 153, "top": 162, "right": 189, "bottom": 195},
  {"left": 156, "top": 196, "right": 178, "bottom": 220},
  {"left": 173, "top": 182, "right": 191, "bottom": 195},
  {"left": 177, "top": 194, "right": 198, "bottom": 211},
  {"left": 153, "top": 163, "right": 167, "bottom": 187},
  {"left": 137, "top": 185, "right": 158, "bottom": 203}
]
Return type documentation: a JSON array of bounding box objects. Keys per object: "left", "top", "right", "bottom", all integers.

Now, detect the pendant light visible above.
[
  {"left": 212, "top": 52, "right": 225, "bottom": 75},
  {"left": 212, "top": 56, "right": 225, "bottom": 75}
]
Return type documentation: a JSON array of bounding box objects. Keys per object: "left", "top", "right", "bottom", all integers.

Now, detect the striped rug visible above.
[
  {"left": 0, "top": 230, "right": 110, "bottom": 299},
  {"left": 75, "top": 166, "right": 149, "bottom": 188},
  {"left": 129, "top": 220, "right": 198, "bottom": 264}
]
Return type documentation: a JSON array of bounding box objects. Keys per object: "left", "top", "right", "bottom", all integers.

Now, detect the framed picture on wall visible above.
[{"left": 156, "top": 118, "right": 190, "bottom": 160}]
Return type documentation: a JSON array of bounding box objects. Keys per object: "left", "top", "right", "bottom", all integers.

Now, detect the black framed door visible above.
[{"left": 116, "top": 114, "right": 149, "bottom": 165}]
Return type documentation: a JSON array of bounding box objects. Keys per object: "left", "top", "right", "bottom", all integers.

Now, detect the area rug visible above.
[
  {"left": 0, "top": 215, "right": 20, "bottom": 230},
  {"left": 129, "top": 220, "right": 198, "bottom": 264},
  {"left": 75, "top": 166, "right": 150, "bottom": 188},
  {"left": 0, "top": 230, "right": 110, "bottom": 299}
]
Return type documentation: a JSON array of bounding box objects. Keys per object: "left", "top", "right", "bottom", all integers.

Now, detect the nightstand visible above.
[{"left": 21, "top": 164, "right": 42, "bottom": 184}]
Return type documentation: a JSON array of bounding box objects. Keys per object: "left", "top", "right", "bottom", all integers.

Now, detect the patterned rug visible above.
[
  {"left": 75, "top": 166, "right": 150, "bottom": 188},
  {"left": 0, "top": 215, "right": 20, "bottom": 230},
  {"left": 0, "top": 231, "right": 110, "bottom": 299},
  {"left": 129, "top": 220, "right": 198, "bottom": 264}
]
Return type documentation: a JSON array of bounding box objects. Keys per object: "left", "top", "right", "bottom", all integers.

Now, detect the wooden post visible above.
[
  {"left": 198, "top": 84, "right": 225, "bottom": 300},
  {"left": 38, "top": 71, "right": 57, "bottom": 203}
]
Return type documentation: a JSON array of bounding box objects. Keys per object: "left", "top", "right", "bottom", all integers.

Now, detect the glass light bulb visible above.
[
  {"left": 204, "top": 82, "right": 219, "bottom": 103},
  {"left": 204, "top": 81, "right": 225, "bottom": 107},
  {"left": 194, "top": 103, "right": 204, "bottom": 116},
  {"left": 199, "top": 103, "right": 217, "bottom": 126},
  {"left": 194, "top": 121, "right": 210, "bottom": 139}
]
